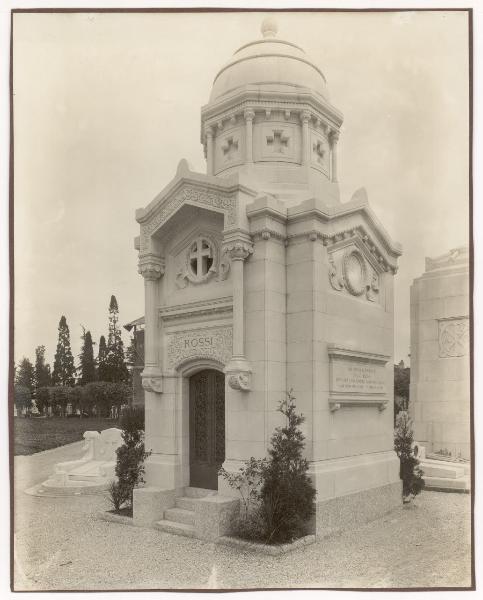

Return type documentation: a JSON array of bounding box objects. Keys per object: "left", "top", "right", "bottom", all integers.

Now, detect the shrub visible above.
[
  {"left": 220, "top": 391, "right": 316, "bottom": 545},
  {"left": 114, "top": 406, "right": 150, "bottom": 509},
  {"left": 394, "top": 411, "right": 425, "bottom": 500},
  {"left": 14, "top": 384, "right": 32, "bottom": 415},
  {"left": 108, "top": 480, "right": 128, "bottom": 512},
  {"left": 35, "top": 387, "right": 51, "bottom": 415}
]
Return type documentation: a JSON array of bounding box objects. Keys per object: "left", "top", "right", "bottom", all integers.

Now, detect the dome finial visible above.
[{"left": 261, "top": 15, "right": 278, "bottom": 38}]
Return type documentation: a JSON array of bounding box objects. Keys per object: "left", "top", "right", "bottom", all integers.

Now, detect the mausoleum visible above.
[
  {"left": 133, "top": 18, "right": 403, "bottom": 539},
  {"left": 410, "top": 247, "right": 470, "bottom": 461}
]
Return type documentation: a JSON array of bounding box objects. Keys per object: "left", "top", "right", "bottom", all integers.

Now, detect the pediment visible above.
[{"left": 136, "top": 161, "right": 239, "bottom": 254}]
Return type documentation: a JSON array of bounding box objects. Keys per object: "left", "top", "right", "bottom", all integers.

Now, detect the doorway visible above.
[{"left": 189, "top": 369, "right": 225, "bottom": 489}]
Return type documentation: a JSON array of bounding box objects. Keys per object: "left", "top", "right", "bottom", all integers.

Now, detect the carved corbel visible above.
[
  {"left": 223, "top": 240, "right": 254, "bottom": 262},
  {"left": 227, "top": 371, "right": 251, "bottom": 391},
  {"left": 141, "top": 376, "right": 163, "bottom": 394}
]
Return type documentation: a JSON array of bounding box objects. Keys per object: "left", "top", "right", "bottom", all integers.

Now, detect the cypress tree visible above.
[
  {"left": 52, "top": 316, "right": 76, "bottom": 386},
  {"left": 105, "top": 295, "right": 129, "bottom": 383},
  {"left": 79, "top": 329, "right": 96, "bottom": 385},
  {"left": 34, "top": 345, "right": 52, "bottom": 392},
  {"left": 97, "top": 335, "right": 108, "bottom": 381}
]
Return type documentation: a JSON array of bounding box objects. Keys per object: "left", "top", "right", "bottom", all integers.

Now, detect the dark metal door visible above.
[{"left": 189, "top": 369, "right": 225, "bottom": 490}]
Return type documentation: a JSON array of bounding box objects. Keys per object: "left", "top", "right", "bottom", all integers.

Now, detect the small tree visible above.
[
  {"left": 34, "top": 346, "right": 52, "bottom": 394},
  {"left": 14, "top": 384, "right": 32, "bottom": 415},
  {"left": 220, "top": 390, "right": 316, "bottom": 544},
  {"left": 36, "top": 387, "right": 51, "bottom": 415},
  {"left": 394, "top": 411, "right": 425, "bottom": 500},
  {"left": 15, "top": 358, "right": 35, "bottom": 395},
  {"left": 260, "top": 391, "right": 316, "bottom": 543},
  {"left": 52, "top": 316, "right": 76, "bottom": 386},
  {"left": 112, "top": 406, "right": 149, "bottom": 512}
]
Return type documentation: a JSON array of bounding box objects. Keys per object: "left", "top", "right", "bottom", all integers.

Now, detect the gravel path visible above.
[{"left": 13, "top": 445, "right": 472, "bottom": 591}]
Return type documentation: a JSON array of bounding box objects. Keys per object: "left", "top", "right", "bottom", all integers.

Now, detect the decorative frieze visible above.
[{"left": 166, "top": 326, "right": 233, "bottom": 371}]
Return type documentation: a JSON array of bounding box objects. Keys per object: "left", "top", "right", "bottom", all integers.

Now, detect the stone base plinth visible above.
[
  {"left": 133, "top": 486, "right": 177, "bottom": 527},
  {"left": 194, "top": 495, "right": 240, "bottom": 541},
  {"left": 144, "top": 454, "right": 187, "bottom": 490},
  {"left": 314, "top": 480, "right": 402, "bottom": 538}
]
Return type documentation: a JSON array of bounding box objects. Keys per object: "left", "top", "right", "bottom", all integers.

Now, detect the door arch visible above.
[{"left": 189, "top": 369, "right": 225, "bottom": 490}]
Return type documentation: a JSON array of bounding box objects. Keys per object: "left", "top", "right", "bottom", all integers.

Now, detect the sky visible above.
[{"left": 12, "top": 9, "right": 469, "bottom": 368}]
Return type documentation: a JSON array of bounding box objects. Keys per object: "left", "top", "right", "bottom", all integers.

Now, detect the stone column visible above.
[
  {"left": 300, "top": 110, "right": 311, "bottom": 166},
  {"left": 244, "top": 109, "right": 255, "bottom": 163},
  {"left": 330, "top": 130, "right": 340, "bottom": 183},
  {"left": 138, "top": 253, "right": 165, "bottom": 393},
  {"left": 206, "top": 126, "right": 214, "bottom": 175},
  {"left": 223, "top": 237, "right": 253, "bottom": 391}
]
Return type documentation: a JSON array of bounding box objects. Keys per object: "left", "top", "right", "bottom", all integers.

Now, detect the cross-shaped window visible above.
[
  {"left": 266, "top": 130, "right": 289, "bottom": 154},
  {"left": 189, "top": 237, "right": 214, "bottom": 278},
  {"left": 221, "top": 137, "right": 239, "bottom": 161},
  {"left": 313, "top": 140, "right": 326, "bottom": 164}
]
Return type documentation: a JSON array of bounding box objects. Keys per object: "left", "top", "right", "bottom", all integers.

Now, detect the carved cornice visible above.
[
  {"left": 159, "top": 296, "right": 233, "bottom": 324},
  {"left": 138, "top": 254, "right": 165, "bottom": 280},
  {"left": 200, "top": 92, "right": 344, "bottom": 144},
  {"left": 251, "top": 228, "right": 286, "bottom": 243},
  {"left": 287, "top": 225, "right": 398, "bottom": 274}
]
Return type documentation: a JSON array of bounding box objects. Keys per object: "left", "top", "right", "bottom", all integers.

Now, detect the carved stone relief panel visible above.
[
  {"left": 214, "top": 125, "right": 244, "bottom": 173},
  {"left": 438, "top": 317, "right": 469, "bottom": 358},
  {"left": 310, "top": 130, "right": 330, "bottom": 176},
  {"left": 166, "top": 326, "right": 233, "bottom": 371},
  {"left": 328, "top": 244, "right": 381, "bottom": 304},
  {"left": 260, "top": 123, "right": 296, "bottom": 162}
]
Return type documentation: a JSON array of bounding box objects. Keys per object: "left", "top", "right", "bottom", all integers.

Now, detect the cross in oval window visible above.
[
  {"left": 222, "top": 137, "right": 239, "bottom": 161},
  {"left": 266, "top": 130, "right": 289, "bottom": 154},
  {"left": 313, "top": 140, "right": 326, "bottom": 164},
  {"left": 189, "top": 237, "right": 214, "bottom": 278}
]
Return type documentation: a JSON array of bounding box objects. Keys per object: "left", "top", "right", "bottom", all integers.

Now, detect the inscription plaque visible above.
[
  {"left": 167, "top": 326, "right": 232, "bottom": 370},
  {"left": 327, "top": 344, "right": 389, "bottom": 411}
]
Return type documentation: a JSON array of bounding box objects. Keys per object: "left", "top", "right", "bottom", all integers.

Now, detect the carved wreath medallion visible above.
[{"left": 342, "top": 249, "right": 367, "bottom": 296}]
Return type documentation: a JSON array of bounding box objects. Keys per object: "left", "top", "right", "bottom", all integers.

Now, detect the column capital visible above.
[
  {"left": 223, "top": 240, "right": 254, "bottom": 261},
  {"left": 300, "top": 110, "right": 311, "bottom": 124},
  {"left": 204, "top": 125, "right": 214, "bottom": 139},
  {"left": 244, "top": 108, "right": 255, "bottom": 122},
  {"left": 329, "top": 129, "right": 340, "bottom": 144},
  {"left": 138, "top": 253, "right": 165, "bottom": 280}
]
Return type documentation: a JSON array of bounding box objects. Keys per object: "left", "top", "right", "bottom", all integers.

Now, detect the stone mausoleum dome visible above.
[
  {"left": 200, "top": 17, "right": 344, "bottom": 204},
  {"left": 210, "top": 17, "right": 329, "bottom": 102}
]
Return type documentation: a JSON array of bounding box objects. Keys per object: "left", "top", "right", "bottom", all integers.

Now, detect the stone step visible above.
[
  {"left": 421, "top": 462, "right": 465, "bottom": 479},
  {"left": 424, "top": 475, "right": 470, "bottom": 493},
  {"left": 164, "top": 507, "right": 195, "bottom": 526},
  {"left": 154, "top": 519, "right": 195, "bottom": 538},
  {"left": 184, "top": 486, "right": 216, "bottom": 499},
  {"left": 175, "top": 496, "right": 199, "bottom": 512}
]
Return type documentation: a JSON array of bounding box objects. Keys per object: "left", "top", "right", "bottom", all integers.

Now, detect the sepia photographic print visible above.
[{"left": 8, "top": 4, "right": 476, "bottom": 594}]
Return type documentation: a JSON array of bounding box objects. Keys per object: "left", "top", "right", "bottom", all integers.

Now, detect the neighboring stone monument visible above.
[
  {"left": 35, "top": 428, "right": 123, "bottom": 496},
  {"left": 133, "top": 18, "right": 403, "bottom": 539},
  {"left": 409, "top": 247, "right": 470, "bottom": 490}
]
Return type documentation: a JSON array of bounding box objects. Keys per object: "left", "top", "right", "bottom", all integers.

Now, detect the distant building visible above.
[{"left": 124, "top": 316, "right": 145, "bottom": 407}]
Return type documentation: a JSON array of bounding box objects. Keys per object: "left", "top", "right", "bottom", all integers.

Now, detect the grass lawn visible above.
[{"left": 13, "top": 416, "right": 119, "bottom": 456}]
